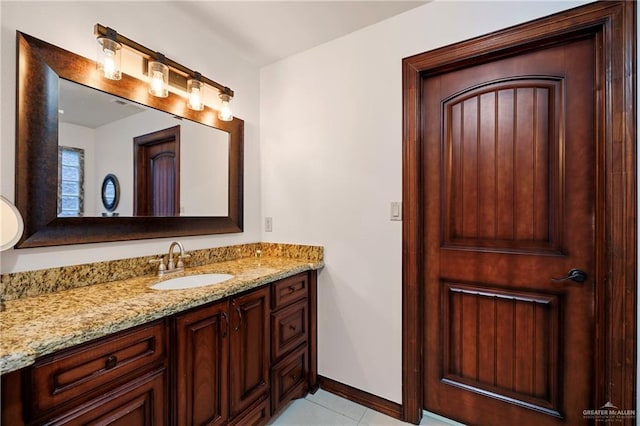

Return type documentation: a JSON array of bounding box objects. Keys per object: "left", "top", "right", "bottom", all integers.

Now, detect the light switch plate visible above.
[
  {"left": 390, "top": 202, "right": 402, "bottom": 221},
  {"left": 265, "top": 217, "right": 273, "bottom": 232}
]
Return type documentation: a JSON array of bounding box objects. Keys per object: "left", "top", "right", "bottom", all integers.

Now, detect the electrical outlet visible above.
[{"left": 265, "top": 217, "right": 273, "bottom": 232}]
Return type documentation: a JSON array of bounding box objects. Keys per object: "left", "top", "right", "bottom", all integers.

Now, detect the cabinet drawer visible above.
[
  {"left": 271, "top": 301, "right": 307, "bottom": 361},
  {"left": 27, "top": 320, "right": 166, "bottom": 418},
  {"left": 272, "top": 273, "right": 308, "bottom": 310},
  {"left": 229, "top": 396, "right": 270, "bottom": 426},
  {"left": 271, "top": 345, "right": 308, "bottom": 414},
  {"left": 45, "top": 368, "right": 166, "bottom": 425}
]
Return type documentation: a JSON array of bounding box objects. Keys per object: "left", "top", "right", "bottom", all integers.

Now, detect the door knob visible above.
[{"left": 551, "top": 268, "right": 587, "bottom": 283}]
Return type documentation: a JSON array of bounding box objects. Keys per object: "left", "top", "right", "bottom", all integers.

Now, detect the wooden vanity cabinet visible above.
[
  {"left": 172, "top": 285, "right": 270, "bottom": 426},
  {"left": 9, "top": 320, "right": 169, "bottom": 425},
  {"left": 270, "top": 273, "right": 311, "bottom": 413},
  {"left": 1, "top": 270, "right": 318, "bottom": 426}
]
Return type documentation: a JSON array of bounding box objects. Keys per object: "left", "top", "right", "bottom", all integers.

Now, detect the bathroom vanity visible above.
[
  {"left": 0, "top": 248, "right": 321, "bottom": 425},
  {"left": 2, "top": 30, "right": 324, "bottom": 425}
]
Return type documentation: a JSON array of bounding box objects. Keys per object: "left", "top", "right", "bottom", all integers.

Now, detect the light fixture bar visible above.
[{"left": 94, "top": 23, "right": 234, "bottom": 97}]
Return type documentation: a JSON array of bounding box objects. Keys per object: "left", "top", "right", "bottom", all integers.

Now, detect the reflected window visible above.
[{"left": 58, "top": 146, "right": 85, "bottom": 217}]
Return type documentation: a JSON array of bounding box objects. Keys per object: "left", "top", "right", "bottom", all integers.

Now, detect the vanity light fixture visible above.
[
  {"left": 94, "top": 24, "right": 234, "bottom": 118},
  {"left": 148, "top": 54, "right": 169, "bottom": 98},
  {"left": 187, "top": 73, "right": 205, "bottom": 111},
  {"left": 218, "top": 92, "right": 233, "bottom": 121},
  {"left": 96, "top": 28, "right": 122, "bottom": 80}
]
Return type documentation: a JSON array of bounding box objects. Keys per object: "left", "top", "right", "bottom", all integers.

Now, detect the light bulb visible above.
[
  {"left": 103, "top": 51, "right": 117, "bottom": 79},
  {"left": 218, "top": 93, "right": 233, "bottom": 121},
  {"left": 187, "top": 78, "right": 204, "bottom": 111},
  {"left": 151, "top": 71, "right": 164, "bottom": 94},
  {"left": 97, "top": 37, "right": 121, "bottom": 80},
  {"left": 148, "top": 61, "right": 168, "bottom": 97}
]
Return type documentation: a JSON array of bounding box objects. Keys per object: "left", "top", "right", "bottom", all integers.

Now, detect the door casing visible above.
[{"left": 401, "top": 2, "right": 636, "bottom": 423}]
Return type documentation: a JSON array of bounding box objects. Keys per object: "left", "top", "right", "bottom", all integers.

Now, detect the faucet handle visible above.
[
  {"left": 176, "top": 253, "right": 191, "bottom": 268},
  {"left": 149, "top": 257, "right": 166, "bottom": 273}
]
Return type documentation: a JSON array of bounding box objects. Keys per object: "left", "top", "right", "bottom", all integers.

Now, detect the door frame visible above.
[{"left": 402, "top": 2, "right": 636, "bottom": 424}]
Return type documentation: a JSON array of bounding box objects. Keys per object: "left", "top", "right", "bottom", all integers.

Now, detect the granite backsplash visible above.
[{"left": 1, "top": 242, "right": 323, "bottom": 301}]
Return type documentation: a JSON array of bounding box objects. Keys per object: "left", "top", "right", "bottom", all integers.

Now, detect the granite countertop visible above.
[{"left": 0, "top": 255, "right": 323, "bottom": 374}]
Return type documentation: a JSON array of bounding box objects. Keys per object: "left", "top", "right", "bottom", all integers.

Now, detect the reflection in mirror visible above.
[
  {"left": 101, "top": 174, "right": 120, "bottom": 214},
  {"left": 58, "top": 79, "right": 229, "bottom": 217}
]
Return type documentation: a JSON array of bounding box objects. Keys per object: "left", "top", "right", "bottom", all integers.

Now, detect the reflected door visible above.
[
  {"left": 422, "top": 37, "right": 595, "bottom": 424},
  {"left": 134, "top": 125, "right": 180, "bottom": 216}
]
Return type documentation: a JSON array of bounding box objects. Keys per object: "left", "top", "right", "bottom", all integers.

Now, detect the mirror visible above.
[
  {"left": 58, "top": 79, "right": 229, "bottom": 217},
  {"left": 15, "top": 32, "right": 244, "bottom": 248},
  {"left": 101, "top": 174, "right": 120, "bottom": 214}
]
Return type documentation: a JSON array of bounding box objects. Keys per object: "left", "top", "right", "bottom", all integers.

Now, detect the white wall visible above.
[
  {"left": 260, "top": 0, "right": 592, "bottom": 403},
  {"left": 0, "top": 1, "right": 261, "bottom": 273}
]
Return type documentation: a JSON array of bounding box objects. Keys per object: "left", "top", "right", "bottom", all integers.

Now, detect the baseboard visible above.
[{"left": 318, "top": 375, "right": 403, "bottom": 420}]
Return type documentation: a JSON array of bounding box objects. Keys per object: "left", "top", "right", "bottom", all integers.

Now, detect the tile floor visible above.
[{"left": 269, "top": 389, "right": 465, "bottom": 426}]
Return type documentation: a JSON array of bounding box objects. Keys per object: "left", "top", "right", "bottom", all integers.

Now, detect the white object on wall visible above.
[{"left": 0, "top": 196, "right": 24, "bottom": 251}]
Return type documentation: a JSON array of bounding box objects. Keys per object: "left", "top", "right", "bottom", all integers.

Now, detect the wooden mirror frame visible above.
[{"left": 15, "top": 31, "right": 243, "bottom": 248}]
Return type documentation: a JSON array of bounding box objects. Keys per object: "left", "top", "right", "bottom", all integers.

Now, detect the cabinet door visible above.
[
  {"left": 174, "top": 301, "right": 229, "bottom": 426},
  {"left": 229, "top": 286, "right": 270, "bottom": 417}
]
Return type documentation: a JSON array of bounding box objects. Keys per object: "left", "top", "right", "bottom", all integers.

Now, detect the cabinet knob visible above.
[
  {"left": 291, "top": 374, "right": 299, "bottom": 381},
  {"left": 289, "top": 325, "right": 297, "bottom": 332},
  {"left": 288, "top": 286, "right": 296, "bottom": 293},
  {"left": 105, "top": 355, "right": 118, "bottom": 370}
]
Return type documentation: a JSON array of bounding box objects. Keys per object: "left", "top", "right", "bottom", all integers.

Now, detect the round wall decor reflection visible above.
[{"left": 101, "top": 174, "right": 120, "bottom": 212}]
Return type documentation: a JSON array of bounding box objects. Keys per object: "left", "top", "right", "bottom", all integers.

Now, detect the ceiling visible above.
[
  {"left": 171, "top": 1, "right": 428, "bottom": 66},
  {"left": 61, "top": 1, "right": 429, "bottom": 127},
  {"left": 59, "top": 79, "right": 148, "bottom": 129}
]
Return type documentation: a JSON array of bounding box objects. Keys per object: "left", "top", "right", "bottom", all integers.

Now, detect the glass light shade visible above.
[
  {"left": 148, "top": 61, "right": 169, "bottom": 97},
  {"left": 187, "top": 78, "right": 204, "bottom": 111},
  {"left": 97, "top": 37, "right": 122, "bottom": 80},
  {"left": 218, "top": 93, "right": 233, "bottom": 121}
]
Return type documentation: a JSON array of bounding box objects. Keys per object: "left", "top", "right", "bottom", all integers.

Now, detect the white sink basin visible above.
[{"left": 150, "top": 273, "right": 234, "bottom": 290}]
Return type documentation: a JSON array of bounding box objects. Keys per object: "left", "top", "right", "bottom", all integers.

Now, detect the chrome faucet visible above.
[{"left": 150, "top": 241, "right": 191, "bottom": 276}]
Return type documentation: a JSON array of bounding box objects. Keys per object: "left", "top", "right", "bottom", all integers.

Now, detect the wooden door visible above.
[
  {"left": 134, "top": 125, "right": 180, "bottom": 216},
  {"left": 174, "top": 301, "right": 229, "bottom": 426},
  {"left": 422, "top": 37, "right": 595, "bottom": 425},
  {"left": 229, "top": 287, "right": 270, "bottom": 418}
]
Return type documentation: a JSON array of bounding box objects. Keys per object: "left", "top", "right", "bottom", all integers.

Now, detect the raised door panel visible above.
[
  {"left": 442, "top": 282, "right": 561, "bottom": 414},
  {"left": 228, "top": 397, "right": 271, "bottom": 426},
  {"left": 443, "top": 79, "right": 562, "bottom": 253},
  {"left": 271, "top": 300, "right": 308, "bottom": 362},
  {"left": 174, "top": 301, "right": 229, "bottom": 426},
  {"left": 230, "top": 286, "right": 270, "bottom": 418},
  {"left": 271, "top": 345, "right": 308, "bottom": 414}
]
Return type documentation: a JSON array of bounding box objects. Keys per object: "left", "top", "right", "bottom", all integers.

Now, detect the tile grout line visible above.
[
  {"left": 356, "top": 408, "right": 368, "bottom": 424},
  {"left": 304, "top": 397, "right": 365, "bottom": 423}
]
